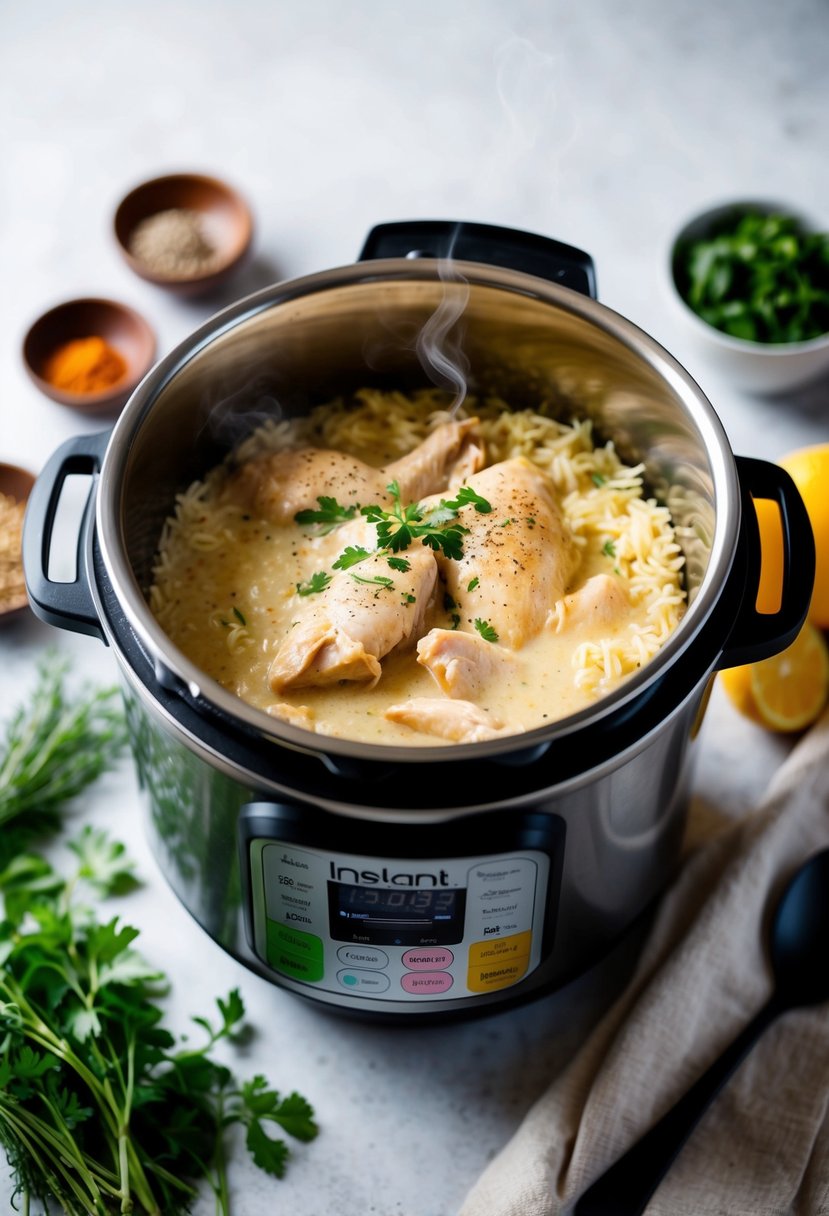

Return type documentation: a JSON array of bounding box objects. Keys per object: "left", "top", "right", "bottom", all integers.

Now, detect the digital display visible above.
[{"left": 328, "top": 882, "right": 466, "bottom": 946}]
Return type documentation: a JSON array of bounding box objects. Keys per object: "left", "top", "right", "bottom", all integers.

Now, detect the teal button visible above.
[{"left": 342, "top": 973, "right": 358, "bottom": 986}]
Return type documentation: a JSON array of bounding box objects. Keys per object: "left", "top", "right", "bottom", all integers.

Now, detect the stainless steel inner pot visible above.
[{"left": 23, "top": 223, "right": 814, "bottom": 1018}]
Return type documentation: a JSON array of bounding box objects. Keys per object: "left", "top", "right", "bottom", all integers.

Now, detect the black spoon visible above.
[{"left": 573, "top": 847, "right": 829, "bottom": 1216}]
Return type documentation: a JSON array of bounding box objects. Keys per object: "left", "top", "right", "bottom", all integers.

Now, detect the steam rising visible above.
[{"left": 414, "top": 228, "right": 470, "bottom": 413}]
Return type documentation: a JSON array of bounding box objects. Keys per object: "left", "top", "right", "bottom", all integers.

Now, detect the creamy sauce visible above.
[{"left": 157, "top": 507, "right": 651, "bottom": 746}]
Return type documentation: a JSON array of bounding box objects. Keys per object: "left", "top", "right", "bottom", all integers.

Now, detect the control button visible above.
[
  {"left": 266, "top": 921, "right": 324, "bottom": 983},
  {"left": 337, "top": 946, "right": 389, "bottom": 970},
  {"left": 402, "top": 947, "right": 454, "bottom": 971},
  {"left": 336, "top": 969, "right": 391, "bottom": 994},
  {"left": 467, "top": 930, "right": 531, "bottom": 993},
  {"left": 400, "top": 971, "right": 454, "bottom": 995}
]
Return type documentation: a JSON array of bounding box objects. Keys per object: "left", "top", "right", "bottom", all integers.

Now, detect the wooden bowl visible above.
[
  {"left": 0, "top": 462, "right": 35, "bottom": 624},
  {"left": 22, "top": 297, "right": 156, "bottom": 415},
  {"left": 113, "top": 172, "right": 254, "bottom": 296}
]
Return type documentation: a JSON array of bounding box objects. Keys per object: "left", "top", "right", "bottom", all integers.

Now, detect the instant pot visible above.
[{"left": 23, "top": 222, "right": 814, "bottom": 1021}]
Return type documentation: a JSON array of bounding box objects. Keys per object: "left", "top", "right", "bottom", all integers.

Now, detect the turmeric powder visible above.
[{"left": 43, "top": 336, "right": 127, "bottom": 395}]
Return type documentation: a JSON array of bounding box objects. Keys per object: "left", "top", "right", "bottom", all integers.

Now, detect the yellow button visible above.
[
  {"left": 468, "top": 930, "right": 532, "bottom": 967},
  {"left": 467, "top": 931, "right": 532, "bottom": 993}
]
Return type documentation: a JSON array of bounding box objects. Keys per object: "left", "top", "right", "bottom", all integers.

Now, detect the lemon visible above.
[
  {"left": 779, "top": 444, "right": 829, "bottom": 629},
  {"left": 719, "top": 662, "right": 764, "bottom": 725},
  {"left": 748, "top": 621, "right": 829, "bottom": 732}
]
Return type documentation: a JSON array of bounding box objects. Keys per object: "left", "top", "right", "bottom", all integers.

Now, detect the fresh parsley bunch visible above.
[{"left": 0, "top": 662, "right": 318, "bottom": 1213}]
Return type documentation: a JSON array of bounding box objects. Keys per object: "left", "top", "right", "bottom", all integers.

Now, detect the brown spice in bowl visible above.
[
  {"left": 0, "top": 492, "right": 27, "bottom": 615},
  {"left": 128, "top": 208, "right": 222, "bottom": 279}
]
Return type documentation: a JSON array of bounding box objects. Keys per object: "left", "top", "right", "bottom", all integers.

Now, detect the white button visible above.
[{"left": 336, "top": 946, "right": 390, "bottom": 970}]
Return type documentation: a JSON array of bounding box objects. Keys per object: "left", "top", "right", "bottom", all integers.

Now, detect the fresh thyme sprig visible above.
[{"left": 0, "top": 657, "right": 126, "bottom": 841}]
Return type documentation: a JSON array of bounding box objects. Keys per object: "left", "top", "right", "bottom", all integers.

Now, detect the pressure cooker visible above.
[{"left": 23, "top": 221, "right": 814, "bottom": 1021}]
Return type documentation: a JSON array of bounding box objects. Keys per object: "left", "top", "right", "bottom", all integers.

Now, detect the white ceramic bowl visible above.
[{"left": 668, "top": 199, "right": 829, "bottom": 395}]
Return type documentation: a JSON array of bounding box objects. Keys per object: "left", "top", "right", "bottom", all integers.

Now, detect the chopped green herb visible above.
[
  {"left": 402, "top": 593, "right": 417, "bottom": 604},
  {"left": 441, "top": 486, "right": 493, "bottom": 514},
  {"left": 673, "top": 209, "right": 829, "bottom": 343},
  {"left": 332, "top": 545, "right": 372, "bottom": 571},
  {"left": 467, "top": 576, "right": 480, "bottom": 592},
  {"left": 474, "top": 618, "right": 499, "bottom": 643},
  {"left": 294, "top": 495, "right": 359, "bottom": 533},
  {"left": 362, "top": 481, "right": 469, "bottom": 561},
  {"left": 387, "top": 556, "right": 411, "bottom": 572},
  {"left": 350, "top": 573, "right": 395, "bottom": 591},
  {"left": 232, "top": 606, "right": 247, "bottom": 626},
  {"left": 443, "top": 593, "right": 457, "bottom": 611},
  {"left": 296, "top": 571, "right": 332, "bottom": 596},
  {"left": 602, "top": 539, "right": 616, "bottom": 558},
  {"left": 450, "top": 613, "right": 461, "bottom": 630},
  {"left": 592, "top": 473, "right": 606, "bottom": 487}
]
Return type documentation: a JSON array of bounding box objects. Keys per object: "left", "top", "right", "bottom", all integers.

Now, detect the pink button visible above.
[
  {"left": 401, "top": 971, "right": 454, "bottom": 995},
  {"left": 403, "top": 947, "right": 454, "bottom": 971}
]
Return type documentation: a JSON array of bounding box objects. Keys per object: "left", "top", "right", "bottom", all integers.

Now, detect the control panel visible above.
[{"left": 246, "top": 838, "right": 551, "bottom": 1003}]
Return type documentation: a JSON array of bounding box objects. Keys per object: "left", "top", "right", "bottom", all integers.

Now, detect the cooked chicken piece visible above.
[
  {"left": 224, "top": 419, "right": 484, "bottom": 526},
  {"left": 266, "top": 702, "right": 316, "bottom": 729},
  {"left": 225, "top": 448, "right": 386, "bottom": 525},
  {"left": 385, "top": 697, "right": 519, "bottom": 743},
  {"left": 385, "top": 417, "right": 484, "bottom": 501},
  {"left": 416, "top": 627, "right": 517, "bottom": 700},
  {"left": 549, "top": 573, "right": 631, "bottom": 633},
  {"left": 424, "top": 457, "right": 579, "bottom": 649},
  {"left": 269, "top": 545, "right": 438, "bottom": 691}
]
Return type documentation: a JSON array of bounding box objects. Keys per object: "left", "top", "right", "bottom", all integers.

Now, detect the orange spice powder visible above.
[{"left": 43, "top": 336, "right": 127, "bottom": 395}]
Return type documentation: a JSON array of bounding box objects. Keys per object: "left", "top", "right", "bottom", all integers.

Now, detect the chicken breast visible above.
[
  {"left": 224, "top": 418, "right": 484, "bottom": 526},
  {"left": 385, "top": 417, "right": 484, "bottom": 501},
  {"left": 549, "top": 573, "right": 631, "bottom": 633},
  {"left": 416, "top": 627, "right": 517, "bottom": 700},
  {"left": 426, "top": 457, "right": 579, "bottom": 649},
  {"left": 269, "top": 544, "right": 438, "bottom": 691},
  {"left": 385, "top": 697, "right": 518, "bottom": 743}
]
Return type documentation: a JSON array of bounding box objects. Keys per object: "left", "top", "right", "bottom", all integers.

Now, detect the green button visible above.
[{"left": 266, "top": 921, "right": 324, "bottom": 982}]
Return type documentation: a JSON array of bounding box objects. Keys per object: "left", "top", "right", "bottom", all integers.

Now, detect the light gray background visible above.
[{"left": 1, "top": 2, "right": 827, "bottom": 1213}]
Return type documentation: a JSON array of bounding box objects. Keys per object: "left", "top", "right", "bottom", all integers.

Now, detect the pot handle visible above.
[
  {"left": 359, "top": 220, "right": 597, "bottom": 298},
  {"left": 22, "top": 431, "right": 110, "bottom": 642},
  {"left": 717, "top": 455, "right": 815, "bottom": 670}
]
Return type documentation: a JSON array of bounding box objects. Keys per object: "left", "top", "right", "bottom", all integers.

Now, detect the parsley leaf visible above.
[
  {"left": 232, "top": 606, "right": 247, "bottom": 626},
  {"left": 467, "top": 576, "right": 479, "bottom": 592},
  {"left": 350, "top": 573, "right": 394, "bottom": 591},
  {"left": 602, "top": 539, "right": 616, "bottom": 557},
  {"left": 441, "top": 485, "right": 493, "bottom": 514},
  {"left": 296, "top": 571, "right": 332, "bottom": 596},
  {"left": 387, "top": 556, "right": 411, "bottom": 572},
  {"left": 332, "top": 545, "right": 372, "bottom": 571},
  {"left": 361, "top": 481, "right": 481, "bottom": 563},
  {"left": 294, "top": 495, "right": 359, "bottom": 533},
  {"left": 474, "top": 618, "right": 499, "bottom": 643}
]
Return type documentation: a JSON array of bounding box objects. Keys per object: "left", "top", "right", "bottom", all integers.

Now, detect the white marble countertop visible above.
[{"left": 1, "top": 2, "right": 827, "bottom": 1212}]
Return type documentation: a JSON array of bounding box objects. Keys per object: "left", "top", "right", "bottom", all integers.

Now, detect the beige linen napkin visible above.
[{"left": 460, "top": 707, "right": 829, "bottom": 1216}]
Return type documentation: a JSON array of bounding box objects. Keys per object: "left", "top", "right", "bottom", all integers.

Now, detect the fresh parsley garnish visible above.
[
  {"left": 450, "top": 613, "right": 461, "bottom": 630},
  {"left": 441, "top": 486, "right": 493, "bottom": 514},
  {"left": 602, "top": 539, "right": 616, "bottom": 557},
  {"left": 296, "top": 571, "right": 332, "bottom": 596},
  {"left": 332, "top": 545, "right": 372, "bottom": 571},
  {"left": 350, "top": 573, "right": 395, "bottom": 591},
  {"left": 592, "top": 473, "right": 606, "bottom": 487},
  {"left": 467, "top": 576, "right": 479, "bottom": 592},
  {"left": 361, "top": 481, "right": 489, "bottom": 563},
  {"left": 232, "top": 605, "right": 247, "bottom": 625},
  {"left": 294, "top": 495, "right": 359, "bottom": 533},
  {"left": 387, "top": 556, "right": 411, "bottom": 572},
  {"left": 474, "top": 618, "right": 499, "bottom": 643}
]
